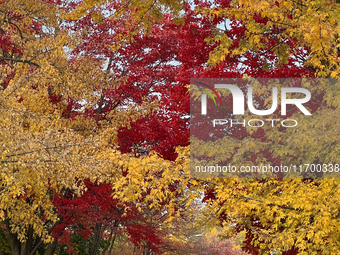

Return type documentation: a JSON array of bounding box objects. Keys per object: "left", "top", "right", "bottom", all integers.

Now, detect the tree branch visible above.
[{"left": 0, "top": 56, "right": 40, "bottom": 67}]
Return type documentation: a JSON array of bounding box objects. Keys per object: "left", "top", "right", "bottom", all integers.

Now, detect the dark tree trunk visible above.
[
  {"left": 5, "top": 219, "right": 53, "bottom": 255},
  {"left": 89, "top": 222, "right": 102, "bottom": 255},
  {"left": 43, "top": 240, "right": 57, "bottom": 255},
  {"left": 5, "top": 219, "right": 20, "bottom": 255}
]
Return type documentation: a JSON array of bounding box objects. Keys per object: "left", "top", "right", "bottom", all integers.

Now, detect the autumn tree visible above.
[
  {"left": 37, "top": 2, "right": 223, "bottom": 253},
  {"left": 0, "top": 0, "right": 199, "bottom": 254},
  {"left": 189, "top": 0, "right": 340, "bottom": 254},
  {"left": 4, "top": 0, "right": 340, "bottom": 254}
]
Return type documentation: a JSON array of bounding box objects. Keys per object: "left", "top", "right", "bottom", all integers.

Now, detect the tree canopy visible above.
[{"left": 1, "top": 0, "right": 340, "bottom": 255}]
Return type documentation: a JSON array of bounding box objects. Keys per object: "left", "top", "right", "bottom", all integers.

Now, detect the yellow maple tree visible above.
[
  {"left": 0, "top": 0, "right": 195, "bottom": 254},
  {"left": 191, "top": 1, "right": 340, "bottom": 254}
]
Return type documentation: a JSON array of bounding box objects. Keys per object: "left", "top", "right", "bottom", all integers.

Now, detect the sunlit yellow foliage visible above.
[
  {"left": 191, "top": 1, "right": 340, "bottom": 254},
  {"left": 0, "top": 0, "right": 196, "bottom": 250},
  {"left": 200, "top": 0, "right": 340, "bottom": 77}
]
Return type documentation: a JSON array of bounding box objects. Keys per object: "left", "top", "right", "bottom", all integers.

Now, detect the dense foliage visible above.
[{"left": 1, "top": 0, "right": 340, "bottom": 254}]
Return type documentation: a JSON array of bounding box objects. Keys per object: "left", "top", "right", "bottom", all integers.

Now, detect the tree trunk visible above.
[
  {"left": 5, "top": 219, "right": 48, "bottom": 255},
  {"left": 89, "top": 222, "right": 102, "bottom": 255},
  {"left": 43, "top": 240, "right": 57, "bottom": 255},
  {"left": 5, "top": 219, "right": 20, "bottom": 255}
]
